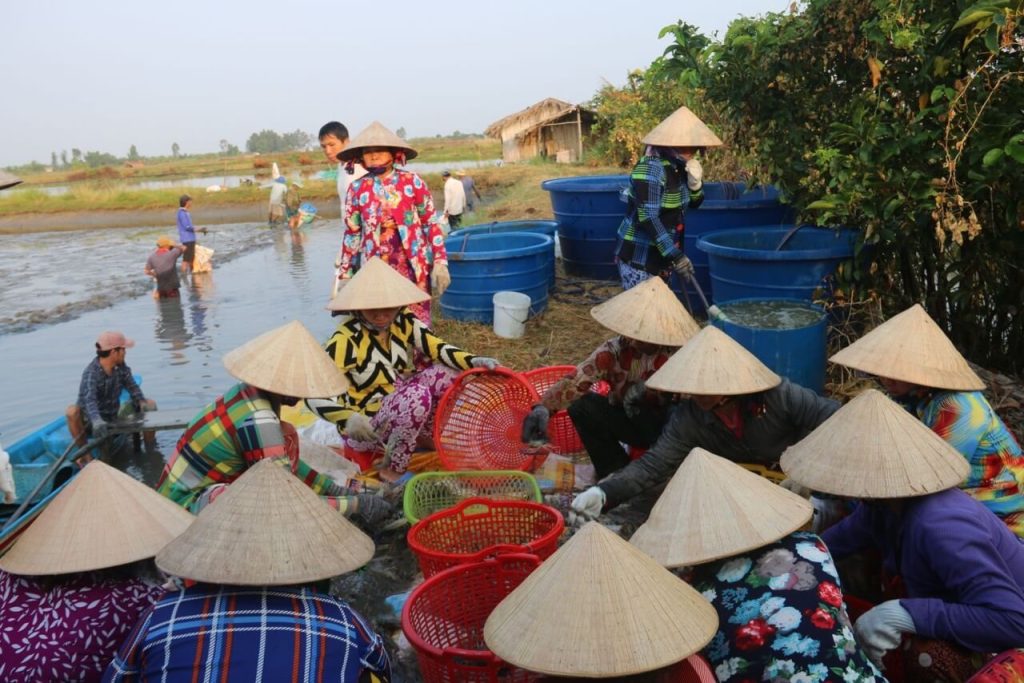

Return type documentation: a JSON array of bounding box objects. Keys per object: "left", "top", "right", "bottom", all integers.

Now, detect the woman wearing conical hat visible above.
[
  {"left": 615, "top": 106, "right": 722, "bottom": 291},
  {"left": 570, "top": 326, "right": 839, "bottom": 520},
  {"left": 831, "top": 304, "right": 1024, "bottom": 536},
  {"left": 630, "top": 449, "right": 883, "bottom": 683},
  {"left": 783, "top": 390, "right": 1024, "bottom": 681},
  {"left": 521, "top": 277, "right": 700, "bottom": 480},
  {"left": 310, "top": 258, "right": 499, "bottom": 481},
  {"left": 157, "top": 321, "right": 395, "bottom": 527},
  {"left": 0, "top": 461, "right": 192, "bottom": 683},
  {"left": 335, "top": 121, "right": 449, "bottom": 325}
]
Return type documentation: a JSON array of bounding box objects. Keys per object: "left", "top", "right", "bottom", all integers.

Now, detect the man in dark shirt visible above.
[{"left": 144, "top": 236, "right": 184, "bottom": 298}]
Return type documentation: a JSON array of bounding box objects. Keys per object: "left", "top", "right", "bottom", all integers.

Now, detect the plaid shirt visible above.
[
  {"left": 103, "top": 584, "right": 391, "bottom": 683},
  {"left": 157, "top": 383, "right": 335, "bottom": 511},
  {"left": 77, "top": 358, "right": 144, "bottom": 423}
]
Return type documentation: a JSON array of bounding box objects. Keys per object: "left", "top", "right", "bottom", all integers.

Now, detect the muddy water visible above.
[{"left": 718, "top": 299, "right": 824, "bottom": 329}]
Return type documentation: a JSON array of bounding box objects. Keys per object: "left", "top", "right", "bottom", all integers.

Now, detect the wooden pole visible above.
[{"left": 576, "top": 108, "right": 583, "bottom": 162}]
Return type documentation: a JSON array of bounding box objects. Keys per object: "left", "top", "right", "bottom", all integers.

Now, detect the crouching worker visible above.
[
  {"left": 156, "top": 320, "right": 394, "bottom": 527},
  {"left": 521, "top": 277, "right": 700, "bottom": 480},
  {"left": 106, "top": 459, "right": 391, "bottom": 682},
  {"left": 308, "top": 257, "right": 499, "bottom": 482}
]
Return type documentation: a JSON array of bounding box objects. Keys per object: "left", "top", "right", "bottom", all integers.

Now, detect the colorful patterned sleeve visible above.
[
  {"left": 923, "top": 392, "right": 986, "bottom": 458},
  {"left": 632, "top": 160, "right": 683, "bottom": 261},
  {"left": 414, "top": 174, "right": 447, "bottom": 265},
  {"left": 408, "top": 313, "right": 474, "bottom": 370},
  {"left": 102, "top": 603, "right": 157, "bottom": 680},
  {"left": 313, "top": 328, "right": 359, "bottom": 427},
  {"left": 540, "top": 340, "right": 616, "bottom": 411},
  {"left": 339, "top": 181, "right": 366, "bottom": 279}
]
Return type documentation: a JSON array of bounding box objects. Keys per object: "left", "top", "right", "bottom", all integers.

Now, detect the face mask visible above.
[
  {"left": 366, "top": 165, "right": 390, "bottom": 176},
  {"left": 358, "top": 313, "right": 392, "bottom": 332}
]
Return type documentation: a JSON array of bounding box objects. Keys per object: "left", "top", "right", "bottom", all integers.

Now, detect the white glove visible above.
[
  {"left": 470, "top": 356, "right": 499, "bottom": 371},
  {"left": 345, "top": 412, "right": 377, "bottom": 442},
  {"left": 431, "top": 262, "right": 451, "bottom": 296},
  {"left": 685, "top": 158, "right": 703, "bottom": 192},
  {"left": 854, "top": 600, "right": 916, "bottom": 669},
  {"left": 571, "top": 486, "right": 606, "bottom": 521},
  {"left": 779, "top": 477, "right": 812, "bottom": 498}
]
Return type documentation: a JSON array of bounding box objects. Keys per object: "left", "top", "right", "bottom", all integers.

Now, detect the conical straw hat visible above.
[
  {"left": 590, "top": 277, "right": 701, "bottom": 346},
  {"left": 156, "top": 458, "right": 374, "bottom": 585},
  {"left": 484, "top": 522, "right": 718, "bottom": 678},
  {"left": 780, "top": 389, "right": 968, "bottom": 498},
  {"left": 646, "top": 325, "right": 781, "bottom": 395},
  {"left": 223, "top": 320, "right": 348, "bottom": 399},
  {"left": 631, "top": 448, "right": 812, "bottom": 567},
  {"left": 0, "top": 461, "right": 193, "bottom": 575},
  {"left": 327, "top": 256, "right": 431, "bottom": 312},
  {"left": 338, "top": 121, "right": 418, "bottom": 162},
  {"left": 642, "top": 106, "right": 723, "bottom": 148},
  {"left": 0, "top": 170, "right": 23, "bottom": 191},
  {"left": 830, "top": 304, "right": 984, "bottom": 391}
]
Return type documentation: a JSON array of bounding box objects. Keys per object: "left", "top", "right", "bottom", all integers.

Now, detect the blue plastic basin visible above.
[
  {"left": 541, "top": 175, "right": 629, "bottom": 281},
  {"left": 448, "top": 220, "right": 558, "bottom": 287}
]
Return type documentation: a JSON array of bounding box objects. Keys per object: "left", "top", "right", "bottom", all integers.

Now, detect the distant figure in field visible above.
[
  {"left": 144, "top": 235, "right": 183, "bottom": 299},
  {"left": 457, "top": 169, "right": 482, "bottom": 211},
  {"left": 268, "top": 176, "right": 287, "bottom": 224},
  {"left": 175, "top": 195, "right": 201, "bottom": 274},
  {"left": 285, "top": 180, "right": 303, "bottom": 229},
  {"left": 442, "top": 169, "right": 466, "bottom": 230}
]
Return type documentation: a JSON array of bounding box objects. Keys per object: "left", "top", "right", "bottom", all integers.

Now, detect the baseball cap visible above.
[{"left": 96, "top": 331, "right": 135, "bottom": 351}]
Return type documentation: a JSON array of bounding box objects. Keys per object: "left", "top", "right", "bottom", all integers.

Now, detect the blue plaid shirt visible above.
[
  {"left": 77, "top": 358, "right": 144, "bottom": 423},
  {"left": 103, "top": 584, "right": 391, "bottom": 682}
]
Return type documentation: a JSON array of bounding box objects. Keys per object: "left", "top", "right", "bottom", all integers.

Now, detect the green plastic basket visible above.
[{"left": 403, "top": 470, "right": 542, "bottom": 524}]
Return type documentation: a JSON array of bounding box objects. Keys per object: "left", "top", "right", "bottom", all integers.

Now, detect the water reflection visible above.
[{"left": 154, "top": 296, "right": 190, "bottom": 364}]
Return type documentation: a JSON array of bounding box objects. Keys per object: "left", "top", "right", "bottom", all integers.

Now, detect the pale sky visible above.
[{"left": 1, "top": 0, "right": 790, "bottom": 167}]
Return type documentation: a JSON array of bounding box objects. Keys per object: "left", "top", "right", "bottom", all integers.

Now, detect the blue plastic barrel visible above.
[
  {"left": 672, "top": 183, "right": 795, "bottom": 316},
  {"left": 697, "top": 226, "right": 858, "bottom": 303},
  {"left": 448, "top": 220, "right": 558, "bottom": 287},
  {"left": 713, "top": 299, "right": 828, "bottom": 394},
  {"left": 541, "top": 175, "right": 629, "bottom": 281},
  {"left": 441, "top": 232, "right": 551, "bottom": 323}
]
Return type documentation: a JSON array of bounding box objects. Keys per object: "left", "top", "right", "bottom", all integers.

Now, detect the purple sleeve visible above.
[{"left": 820, "top": 503, "right": 875, "bottom": 560}]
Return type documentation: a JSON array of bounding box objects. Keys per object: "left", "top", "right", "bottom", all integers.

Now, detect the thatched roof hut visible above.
[{"left": 485, "top": 98, "right": 595, "bottom": 163}]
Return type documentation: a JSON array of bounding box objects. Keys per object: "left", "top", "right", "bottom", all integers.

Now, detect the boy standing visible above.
[{"left": 318, "top": 121, "right": 366, "bottom": 218}]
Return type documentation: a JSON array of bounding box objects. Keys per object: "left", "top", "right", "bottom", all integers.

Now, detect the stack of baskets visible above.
[{"left": 402, "top": 470, "right": 542, "bottom": 525}]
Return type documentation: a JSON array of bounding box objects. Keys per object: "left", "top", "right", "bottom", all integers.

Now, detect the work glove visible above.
[
  {"left": 685, "top": 158, "right": 703, "bottom": 192},
  {"left": 521, "top": 405, "right": 550, "bottom": 444},
  {"left": 779, "top": 477, "right": 812, "bottom": 498},
  {"left": 623, "top": 381, "right": 648, "bottom": 420},
  {"left": 672, "top": 254, "right": 696, "bottom": 280},
  {"left": 349, "top": 493, "right": 397, "bottom": 528},
  {"left": 854, "top": 600, "right": 916, "bottom": 669},
  {"left": 91, "top": 419, "right": 109, "bottom": 440},
  {"left": 432, "top": 262, "right": 451, "bottom": 296},
  {"left": 470, "top": 356, "right": 500, "bottom": 371},
  {"left": 571, "top": 486, "right": 607, "bottom": 522},
  {"left": 345, "top": 412, "right": 377, "bottom": 442}
]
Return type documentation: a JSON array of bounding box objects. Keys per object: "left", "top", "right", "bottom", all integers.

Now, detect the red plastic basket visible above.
[
  {"left": 407, "top": 497, "right": 565, "bottom": 578},
  {"left": 434, "top": 368, "right": 540, "bottom": 471},
  {"left": 521, "top": 366, "right": 610, "bottom": 457},
  {"left": 402, "top": 554, "right": 542, "bottom": 683}
]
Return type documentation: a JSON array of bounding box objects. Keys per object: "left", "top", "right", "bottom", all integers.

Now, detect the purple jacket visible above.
[
  {"left": 176, "top": 207, "right": 195, "bottom": 243},
  {"left": 823, "top": 488, "right": 1024, "bottom": 652}
]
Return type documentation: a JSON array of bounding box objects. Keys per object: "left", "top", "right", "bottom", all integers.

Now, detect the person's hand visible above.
[
  {"left": 91, "top": 419, "right": 109, "bottom": 441},
  {"left": 351, "top": 493, "right": 397, "bottom": 528},
  {"left": 854, "top": 600, "right": 916, "bottom": 669},
  {"left": 684, "top": 158, "right": 703, "bottom": 192},
  {"left": 623, "top": 381, "right": 648, "bottom": 420},
  {"left": 432, "top": 262, "right": 451, "bottom": 296},
  {"left": 672, "top": 254, "right": 695, "bottom": 279},
  {"left": 521, "top": 405, "right": 550, "bottom": 444},
  {"left": 470, "top": 356, "right": 499, "bottom": 371},
  {"left": 779, "top": 477, "right": 812, "bottom": 498},
  {"left": 345, "top": 413, "right": 377, "bottom": 442},
  {"left": 200, "top": 227, "right": 209, "bottom": 235},
  {"left": 571, "top": 486, "right": 606, "bottom": 522}
]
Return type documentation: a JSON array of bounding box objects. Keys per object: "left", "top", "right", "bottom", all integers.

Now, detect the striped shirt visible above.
[
  {"left": 616, "top": 154, "right": 691, "bottom": 275},
  {"left": 78, "top": 358, "right": 144, "bottom": 423},
  {"left": 157, "top": 383, "right": 337, "bottom": 511},
  {"left": 103, "top": 584, "right": 391, "bottom": 682}
]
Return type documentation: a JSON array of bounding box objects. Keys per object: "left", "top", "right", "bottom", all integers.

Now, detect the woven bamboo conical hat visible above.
[
  {"left": 222, "top": 320, "right": 348, "bottom": 399},
  {"left": 631, "top": 448, "right": 812, "bottom": 568},
  {"left": 830, "top": 304, "right": 984, "bottom": 391},
  {"left": 338, "top": 121, "right": 418, "bottom": 162},
  {"left": 0, "top": 461, "right": 193, "bottom": 575},
  {"left": 590, "top": 277, "right": 701, "bottom": 346},
  {"left": 646, "top": 325, "right": 781, "bottom": 395},
  {"left": 327, "top": 256, "right": 431, "bottom": 312},
  {"left": 781, "top": 389, "right": 968, "bottom": 498},
  {"left": 484, "top": 522, "right": 718, "bottom": 678},
  {"left": 642, "top": 106, "right": 723, "bottom": 148},
  {"left": 156, "top": 458, "right": 374, "bottom": 585},
  {"left": 0, "top": 170, "right": 23, "bottom": 191}
]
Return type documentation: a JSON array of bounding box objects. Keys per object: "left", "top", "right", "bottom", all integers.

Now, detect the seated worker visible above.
[
  {"left": 66, "top": 330, "right": 157, "bottom": 456},
  {"left": 0, "top": 461, "right": 192, "bottom": 683},
  {"left": 782, "top": 389, "right": 1024, "bottom": 680},
  {"left": 108, "top": 459, "right": 391, "bottom": 682},
  {"left": 308, "top": 257, "right": 498, "bottom": 482},
  {"left": 631, "top": 448, "right": 882, "bottom": 682},
  {"left": 484, "top": 522, "right": 718, "bottom": 682},
  {"left": 144, "top": 235, "right": 184, "bottom": 298},
  {"left": 521, "top": 276, "right": 701, "bottom": 480},
  {"left": 831, "top": 303, "right": 1024, "bottom": 536},
  {"left": 157, "top": 320, "right": 393, "bottom": 526},
  {"left": 572, "top": 326, "right": 839, "bottom": 519}
]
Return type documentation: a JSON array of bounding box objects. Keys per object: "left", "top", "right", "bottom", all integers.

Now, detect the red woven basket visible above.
[
  {"left": 434, "top": 368, "right": 540, "bottom": 472},
  {"left": 402, "top": 554, "right": 542, "bottom": 683},
  {"left": 521, "top": 366, "right": 610, "bottom": 456},
  {"left": 407, "top": 497, "right": 565, "bottom": 578}
]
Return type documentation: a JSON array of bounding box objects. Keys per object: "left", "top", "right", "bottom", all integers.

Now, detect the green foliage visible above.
[
  {"left": 84, "top": 150, "right": 119, "bottom": 167},
  {"left": 245, "top": 129, "right": 312, "bottom": 154}
]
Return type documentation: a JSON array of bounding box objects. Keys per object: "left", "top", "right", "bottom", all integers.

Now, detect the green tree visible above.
[
  {"left": 396, "top": 127, "right": 407, "bottom": 139},
  {"left": 171, "top": 142, "right": 181, "bottom": 158},
  {"left": 128, "top": 145, "right": 140, "bottom": 161},
  {"left": 60, "top": 150, "right": 68, "bottom": 167},
  {"left": 71, "top": 148, "right": 82, "bottom": 164},
  {"left": 50, "top": 151, "right": 57, "bottom": 169}
]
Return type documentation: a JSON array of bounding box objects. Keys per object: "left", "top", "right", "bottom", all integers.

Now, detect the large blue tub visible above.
[
  {"left": 448, "top": 220, "right": 558, "bottom": 287},
  {"left": 672, "top": 183, "right": 795, "bottom": 315},
  {"left": 713, "top": 299, "right": 828, "bottom": 394},
  {"left": 441, "top": 232, "right": 551, "bottom": 323},
  {"left": 541, "top": 175, "right": 629, "bottom": 281},
  {"left": 697, "top": 226, "right": 858, "bottom": 303}
]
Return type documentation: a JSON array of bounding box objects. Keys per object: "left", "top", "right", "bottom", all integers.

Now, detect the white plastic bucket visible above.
[{"left": 492, "top": 291, "right": 531, "bottom": 339}]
